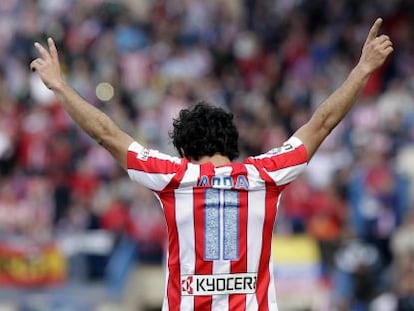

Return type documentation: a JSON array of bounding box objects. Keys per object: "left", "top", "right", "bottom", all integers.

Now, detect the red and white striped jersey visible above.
[{"left": 127, "top": 136, "right": 308, "bottom": 311}]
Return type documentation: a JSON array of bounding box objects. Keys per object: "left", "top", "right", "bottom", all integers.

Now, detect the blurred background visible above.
[{"left": 0, "top": 0, "right": 414, "bottom": 310}]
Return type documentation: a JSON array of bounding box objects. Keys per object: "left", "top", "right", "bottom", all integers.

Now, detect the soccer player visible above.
[{"left": 31, "top": 18, "right": 392, "bottom": 311}]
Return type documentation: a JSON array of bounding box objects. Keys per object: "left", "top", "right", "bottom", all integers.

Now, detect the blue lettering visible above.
[
  {"left": 223, "top": 176, "right": 233, "bottom": 188},
  {"left": 236, "top": 175, "right": 249, "bottom": 189},
  {"left": 212, "top": 176, "right": 221, "bottom": 187},
  {"left": 199, "top": 175, "right": 249, "bottom": 189},
  {"left": 199, "top": 176, "right": 210, "bottom": 187}
]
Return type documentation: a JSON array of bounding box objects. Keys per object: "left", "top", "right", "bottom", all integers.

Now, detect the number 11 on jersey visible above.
[{"left": 204, "top": 188, "right": 239, "bottom": 261}]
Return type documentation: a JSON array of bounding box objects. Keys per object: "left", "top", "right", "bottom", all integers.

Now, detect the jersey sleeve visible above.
[
  {"left": 245, "top": 136, "right": 308, "bottom": 186},
  {"left": 127, "top": 141, "right": 183, "bottom": 191}
]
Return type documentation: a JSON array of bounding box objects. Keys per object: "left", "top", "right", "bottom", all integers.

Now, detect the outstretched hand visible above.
[
  {"left": 30, "top": 38, "right": 65, "bottom": 90},
  {"left": 358, "top": 18, "right": 393, "bottom": 74}
]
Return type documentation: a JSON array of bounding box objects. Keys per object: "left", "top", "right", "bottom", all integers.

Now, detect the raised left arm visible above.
[{"left": 294, "top": 18, "right": 393, "bottom": 160}]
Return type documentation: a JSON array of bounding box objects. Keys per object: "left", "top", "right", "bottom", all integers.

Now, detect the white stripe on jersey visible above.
[
  {"left": 265, "top": 163, "right": 307, "bottom": 186},
  {"left": 127, "top": 142, "right": 180, "bottom": 190},
  {"left": 149, "top": 150, "right": 182, "bottom": 163},
  {"left": 246, "top": 179, "right": 267, "bottom": 310},
  {"left": 267, "top": 258, "right": 278, "bottom": 311},
  {"left": 245, "top": 164, "right": 266, "bottom": 189},
  {"left": 210, "top": 166, "right": 233, "bottom": 310},
  {"left": 175, "top": 164, "right": 200, "bottom": 311},
  {"left": 162, "top": 250, "right": 170, "bottom": 311},
  {"left": 129, "top": 141, "right": 181, "bottom": 164},
  {"left": 267, "top": 195, "right": 282, "bottom": 310},
  {"left": 251, "top": 136, "right": 304, "bottom": 160},
  {"left": 128, "top": 170, "right": 175, "bottom": 191},
  {"left": 153, "top": 191, "right": 170, "bottom": 311}
]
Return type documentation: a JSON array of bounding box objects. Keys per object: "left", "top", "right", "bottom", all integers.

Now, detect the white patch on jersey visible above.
[
  {"left": 209, "top": 166, "right": 233, "bottom": 309},
  {"left": 148, "top": 149, "right": 182, "bottom": 164},
  {"left": 245, "top": 164, "right": 265, "bottom": 190},
  {"left": 251, "top": 136, "right": 304, "bottom": 160},
  {"left": 267, "top": 252, "right": 279, "bottom": 310},
  {"left": 265, "top": 163, "right": 307, "bottom": 186},
  {"left": 128, "top": 170, "right": 175, "bottom": 191},
  {"left": 175, "top": 164, "right": 200, "bottom": 311},
  {"left": 175, "top": 165, "right": 199, "bottom": 274},
  {"left": 128, "top": 141, "right": 182, "bottom": 164},
  {"left": 246, "top": 188, "right": 267, "bottom": 309},
  {"left": 137, "top": 147, "right": 150, "bottom": 161}
]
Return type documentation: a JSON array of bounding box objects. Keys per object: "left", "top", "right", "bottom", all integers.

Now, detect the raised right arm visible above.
[{"left": 30, "top": 38, "right": 134, "bottom": 170}]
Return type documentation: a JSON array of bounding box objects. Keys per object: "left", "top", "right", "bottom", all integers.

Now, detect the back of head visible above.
[{"left": 170, "top": 102, "right": 239, "bottom": 161}]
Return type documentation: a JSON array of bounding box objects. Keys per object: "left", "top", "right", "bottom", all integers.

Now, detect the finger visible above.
[
  {"left": 379, "top": 40, "right": 393, "bottom": 49},
  {"left": 30, "top": 59, "right": 44, "bottom": 72},
  {"left": 34, "top": 42, "right": 51, "bottom": 61},
  {"left": 384, "top": 46, "right": 394, "bottom": 56},
  {"left": 47, "top": 38, "right": 59, "bottom": 63},
  {"left": 30, "top": 60, "right": 37, "bottom": 72},
  {"left": 375, "top": 35, "right": 390, "bottom": 44},
  {"left": 366, "top": 18, "right": 383, "bottom": 43}
]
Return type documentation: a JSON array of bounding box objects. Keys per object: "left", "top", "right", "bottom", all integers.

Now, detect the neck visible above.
[{"left": 190, "top": 154, "right": 231, "bottom": 166}]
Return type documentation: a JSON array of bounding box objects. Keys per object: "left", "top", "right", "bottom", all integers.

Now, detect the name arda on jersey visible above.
[
  {"left": 198, "top": 175, "right": 249, "bottom": 189},
  {"left": 181, "top": 273, "right": 257, "bottom": 296}
]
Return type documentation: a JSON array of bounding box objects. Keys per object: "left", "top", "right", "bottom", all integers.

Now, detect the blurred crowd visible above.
[{"left": 0, "top": 0, "right": 414, "bottom": 310}]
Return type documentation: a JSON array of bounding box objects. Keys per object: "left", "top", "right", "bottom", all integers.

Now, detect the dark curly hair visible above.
[{"left": 170, "top": 102, "right": 239, "bottom": 161}]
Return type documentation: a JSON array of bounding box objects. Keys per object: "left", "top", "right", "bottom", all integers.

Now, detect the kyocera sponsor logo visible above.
[
  {"left": 181, "top": 273, "right": 257, "bottom": 296},
  {"left": 181, "top": 275, "right": 194, "bottom": 295}
]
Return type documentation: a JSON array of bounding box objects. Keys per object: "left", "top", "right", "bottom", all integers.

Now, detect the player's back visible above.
[
  {"left": 127, "top": 136, "right": 308, "bottom": 311},
  {"left": 159, "top": 160, "right": 280, "bottom": 310}
]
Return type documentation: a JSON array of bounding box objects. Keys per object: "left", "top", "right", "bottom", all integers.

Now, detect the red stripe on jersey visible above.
[
  {"left": 127, "top": 150, "right": 181, "bottom": 174},
  {"left": 250, "top": 145, "right": 307, "bottom": 172},
  {"left": 160, "top": 164, "right": 187, "bottom": 311},
  {"left": 193, "top": 163, "right": 215, "bottom": 310},
  {"left": 249, "top": 162, "right": 277, "bottom": 186},
  {"left": 256, "top": 186, "right": 279, "bottom": 310},
  {"left": 229, "top": 163, "right": 248, "bottom": 310}
]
